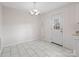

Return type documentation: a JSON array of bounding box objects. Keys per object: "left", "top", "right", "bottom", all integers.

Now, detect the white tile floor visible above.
[{"left": 0, "top": 40, "right": 75, "bottom": 57}]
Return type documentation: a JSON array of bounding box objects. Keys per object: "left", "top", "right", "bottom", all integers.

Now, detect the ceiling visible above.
[{"left": 0, "top": 2, "right": 71, "bottom": 14}]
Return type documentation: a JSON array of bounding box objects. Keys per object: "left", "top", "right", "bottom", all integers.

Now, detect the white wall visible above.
[
  {"left": 40, "top": 14, "right": 52, "bottom": 42},
  {"left": 0, "top": 5, "right": 2, "bottom": 38},
  {"left": 1, "top": 3, "right": 79, "bottom": 49},
  {"left": 63, "top": 3, "right": 76, "bottom": 49},
  {"left": 2, "top": 6, "right": 41, "bottom": 47},
  {"left": 40, "top": 3, "right": 79, "bottom": 49},
  {"left": 40, "top": 5, "right": 65, "bottom": 42},
  {"left": 0, "top": 5, "right": 2, "bottom": 54}
]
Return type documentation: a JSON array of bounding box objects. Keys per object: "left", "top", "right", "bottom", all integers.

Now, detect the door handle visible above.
[{"left": 60, "top": 31, "right": 63, "bottom": 32}]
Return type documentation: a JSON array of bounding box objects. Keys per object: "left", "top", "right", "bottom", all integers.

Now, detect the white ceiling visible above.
[{"left": 0, "top": 2, "right": 71, "bottom": 14}]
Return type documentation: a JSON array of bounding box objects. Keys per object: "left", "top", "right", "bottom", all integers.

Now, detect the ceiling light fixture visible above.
[{"left": 30, "top": 2, "right": 40, "bottom": 16}]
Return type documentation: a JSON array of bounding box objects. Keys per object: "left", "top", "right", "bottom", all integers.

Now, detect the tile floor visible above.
[{"left": 0, "top": 40, "right": 75, "bottom": 57}]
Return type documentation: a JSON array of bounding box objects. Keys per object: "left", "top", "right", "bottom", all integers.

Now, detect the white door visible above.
[{"left": 51, "top": 13, "right": 63, "bottom": 45}]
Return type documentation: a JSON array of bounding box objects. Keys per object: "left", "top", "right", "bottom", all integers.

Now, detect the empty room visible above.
[{"left": 0, "top": 1, "right": 79, "bottom": 57}]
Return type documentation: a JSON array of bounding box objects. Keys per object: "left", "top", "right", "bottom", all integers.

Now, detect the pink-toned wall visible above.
[
  {"left": 1, "top": 3, "right": 79, "bottom": 49},
  {"left": 2, "top": 6, "right": 41, "bottom": 47}
]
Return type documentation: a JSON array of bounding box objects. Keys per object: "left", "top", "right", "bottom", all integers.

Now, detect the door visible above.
[{"left": 51, "top": 13, "right": 63, "bottom": 45}]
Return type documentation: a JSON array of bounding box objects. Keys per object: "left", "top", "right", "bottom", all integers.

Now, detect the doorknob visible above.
[{"left": 60, "top": 31, "right": 63, "bottom": 32}]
